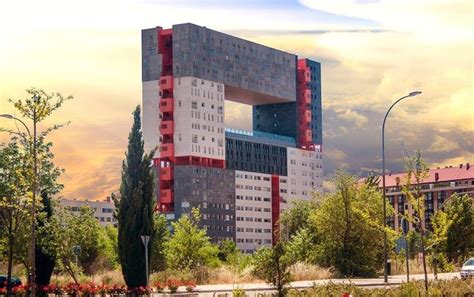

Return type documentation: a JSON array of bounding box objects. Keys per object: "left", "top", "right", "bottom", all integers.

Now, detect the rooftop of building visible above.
[
  {"left": 225, "top": 127, "right": 296, "bottom": 147},
  {"left": 376, "top": 163, "right": 473, "bottom": 187}
]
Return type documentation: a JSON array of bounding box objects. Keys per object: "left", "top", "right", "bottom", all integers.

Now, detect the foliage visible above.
[
  {"left": 285, "top": 228, "right": 318, "bottom": 264},
  {"left": 95, "top": 225, "right": 120, "bottom": 271},
  {"left": 401, "top": 151, "right": 429, "bottom": 289},
  {"left": 150, "top": 213, "right": 168, "bottom": 272},
  {"left": 0, "top": 140, "right": 31, "bottom": 293},
  {"left": 217, "top": 239, "right": 239, "bottom": 263},
  {"left": 279, "top": 199, "right": 319, "bottom": 241},
  {"left": 251, "top": 242, "right": 294, "bottom": 297},
  {"left": 165, "top": 208, "right": 219, "bottom": 273},
  {"left": 427, "top": 208, "right": 453, "bottom": 274},
  {"left": 444, "top": 194, "right": 474, "bottom": 264},
  {"left": 115, "top": 105, "right": 155, "bottom": 288},
  {"left": 39, "top": 205, "right": 102, "bottom": 283},
  {"left": 310, "top": 171, "right": 393, "bottom": 277},
  {"left": 35, "top": 191, "right": 56, "bottom": 287}
]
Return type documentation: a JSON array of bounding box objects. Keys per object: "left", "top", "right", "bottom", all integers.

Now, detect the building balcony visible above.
[
  {"left": 159, "top": 98, "right": 174, "bottom": 113},
  {"left": 299, "top": 110, "right": 312, "bottom": 123},
  {"left": 159, "top": 75, "right": 173, "bottom": 91},
  {"left": 160, "top": 166, "right": 173, "bottom": 181},
  {"left": 300, "top": 129, "right": 312, "bottom": 143},
  {"left": 300, "top": 89, "right": 311, "bottom": 104},
  {"left": 160, "top": 189, "right": 173, "bottom": 204},
  {"left": 160, "top": 120, "right": 174, "bottom": 135},
  {"left": 160, "top": 143, "right": 174, "bottom": 158}
]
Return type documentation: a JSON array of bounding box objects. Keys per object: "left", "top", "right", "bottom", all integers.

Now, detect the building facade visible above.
[
  {"left": 60, "top": 197, "right": 116, "bottom": 226},
  {"left": 380, "top": 163, "right": 474, "bottom": 232},
  {"left": 142, "top": 23, "right": 323, "bottom": 253}
]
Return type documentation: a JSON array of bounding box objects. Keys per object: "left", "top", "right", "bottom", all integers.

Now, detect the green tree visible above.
[
  {"left": 0, "top": 140, "right": 31, "bottom": 294},
  {"left": 150, "top": 213, "right": 168, "bottom": 272},
  {"left": 311, "top": 171, "right": 393, "bottom": 277},
  {"left": 165, "top": 208, "right": 219, "bottom": 272},
  {"left": 39, "top": 206, "right": 102, "bottom": 283},
  {"left": 401, "top": 152, "right": 429, "bottom": 290},
  {"left": 95, "top": 225, "right": 119, "bottom": 271},
  {"left": 115, "top": 105, "right": 155, "bottom": 288},
  {"left": 444, "top": 194, "right": 474, "bottom": 264},
  {"left": 427, "top": 209, "right": 452, "bottom": 277},
  {"left": 217, "top": 239, "right": 239, "bottom": 263},
  {"left": 279, "top": 199, "right": 319, "bottom": 241},
  {"left": 251, "top": 242, "right": 293, "bottom": 297},
  {"left": 1, "top": 88, "right": 70, "bottom": 293}
]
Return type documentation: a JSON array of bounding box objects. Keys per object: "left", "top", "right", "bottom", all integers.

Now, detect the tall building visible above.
[
  {"left": 379, "top": 163, "right": 474, "bottom": 232},
  {"left": 142, "top": 23, "right": 323, "bottom": 253}
]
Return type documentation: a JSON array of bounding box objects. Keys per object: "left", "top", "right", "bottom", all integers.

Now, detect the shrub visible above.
[{"left": 166, "top": 279, "right": 181, "bottom": 293}]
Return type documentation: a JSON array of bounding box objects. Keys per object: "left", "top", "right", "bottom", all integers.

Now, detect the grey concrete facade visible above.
[
  {"left": 142, "top": 28, "right": 161, "bottom": 82},
  {"left": 173, "top": 165, "right": 236, "bottom": 242},
  {"left": 171, "top": 23, "right": 297, "bottom": 103}
]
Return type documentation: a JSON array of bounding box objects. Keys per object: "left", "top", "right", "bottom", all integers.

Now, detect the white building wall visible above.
[
  {"left": 287, "top": 147, "right": 323, "bottom": 202},
  {"left": 142, "top": 80, "right": 161, "bottom": 157},
  {"left": 60, "top": 198, "right": 116, "bottom": 226},
  {"left": 173, "top": 77, "right": 225, "bottom": 160},
  {"left": 235, "top": 170, "right": 273, "bottom": 253}
]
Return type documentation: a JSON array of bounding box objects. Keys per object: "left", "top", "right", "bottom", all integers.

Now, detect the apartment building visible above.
[
  {"left": 380, "top": 163, "right": 474, "bottom": 232},
  {"left": 60, "top": 197, "right": 116, "bottom": 226},
  {"left": 142, "top": 23, "right": 323, "bottom": 252}
]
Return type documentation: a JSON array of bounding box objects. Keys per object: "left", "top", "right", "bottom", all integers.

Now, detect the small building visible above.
[{"left": 60, "top": 196, "right": 116, "bottom": 226}]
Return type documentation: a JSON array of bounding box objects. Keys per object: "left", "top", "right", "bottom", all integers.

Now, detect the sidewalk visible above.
[{"left": 159, "top": 272, "right": 460, "bottom": 296}]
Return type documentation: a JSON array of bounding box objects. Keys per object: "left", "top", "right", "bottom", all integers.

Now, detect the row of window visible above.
[
  {"left": 190, "top": 110, "right": 224, "bottom": 123},
  {"left": 190, "top": 123, "right": 225, "bottom": 134},
  {"left": 236, "top": 238, "right": 272, "bottom": 244},
  {"left": 235, "top": 173, "right": 272, "bottom": 181},
  {"left": 235, "top": 206, "right": 271, "bottom": 212},
  {"left": 235, "top": 184, "right": 271, "bottom": 191},
  {"left": 237, "top": 217, "right": 272, "bottom": 224},
  {"left": 236, "top": 195, "right": 271, "bottom": 202},
  {"left": 191, "top": 134, "right": 224, "bottom": 147},
  {"left": 191, "top": 144, "right": 224, "bottom": 156}
]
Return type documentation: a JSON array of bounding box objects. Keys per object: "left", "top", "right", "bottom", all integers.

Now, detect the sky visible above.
[{"left": 0, "top": 0, "right": 472, "bottom": 199}]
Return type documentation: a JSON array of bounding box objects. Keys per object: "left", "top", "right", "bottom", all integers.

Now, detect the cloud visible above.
[
  {"left": 298, "top": 0, "right": 472, "bottom": 36},
  {"left": 428, "top": 136, "right": 461, "bottom": 153},
  {"left": 335, "top": 108, "right": 368, "bottom": 129}
]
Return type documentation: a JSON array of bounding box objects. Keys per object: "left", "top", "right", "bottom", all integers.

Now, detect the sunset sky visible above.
[{"left": 0, "top": 0, "right": 472, "bottom": 200}]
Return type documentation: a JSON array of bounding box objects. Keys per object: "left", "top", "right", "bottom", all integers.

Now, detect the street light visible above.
[
  {"left": 141, "top": 235, "right": 151, "bottom": 286},
  {"left": 0, "top": 113, "right": 37, "bottom": 293},
  {"left": 382, "top": 91, "right": 422, "bottom": 283}
]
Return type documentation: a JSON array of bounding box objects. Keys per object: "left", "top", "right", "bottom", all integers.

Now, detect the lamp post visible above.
[
  {"left": 0, "top": 113, "right": 37, "bottom": 294},
  {"left": 141, "top": 235, "right": 151, "bottom": 286},
  {"left": 382, "top": 91, "right": 422, "bottom": 283}
]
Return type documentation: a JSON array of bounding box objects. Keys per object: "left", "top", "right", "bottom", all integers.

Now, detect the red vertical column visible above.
[
  {"left": 157, "top": 28, "right": 174, "bottom": 212},
  {"left": 271, "top": 175, "right": 281, "bottom": 245},
  {"left": 297, "top": 59, "right": 313, "bottom": 150}
]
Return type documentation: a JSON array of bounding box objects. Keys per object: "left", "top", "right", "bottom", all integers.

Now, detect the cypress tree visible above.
[
  {"left": 35, "top": 191, "right": 56, "bottom": 290},
  {"left": 116, "top": 105, "right": 155, "bottom": 288}
]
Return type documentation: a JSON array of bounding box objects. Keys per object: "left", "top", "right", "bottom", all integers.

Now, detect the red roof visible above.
[{"left": 378, "top": 163, "right": 473, "bottom": 187}]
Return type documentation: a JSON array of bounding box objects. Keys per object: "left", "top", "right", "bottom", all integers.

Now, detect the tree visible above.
[
  {"left": 1, "top": 88, "right": 71, "bottom": 294},
  {"left": 444, "top": 194, "right": 474, "bottom": 264},
  {"left": 164, "top": 208, "right": 219, "bottom": 272},
  {"left": 251, "top": 242, "right": 293, "bottom": 297},
  {"left": 150, "top": 213, "right": 168, "bottom": 272},
  {"left": 401, "top": 152, "right": 429, "bottom": 290},
  {"left": 0, "top": 140, "right": 31, "bottom": 295},
  {"left": 39, "top": 206, "right": 102, "bottom": 283},
  {"left": 279, "top": 199, "right": 319, "bottom": 241},
  {"left": 217, "top": 239, "right": 239, "bottom": 263},
  {"left": 115, "top": 105, "right": 155, "bottom": 288},
  {"left": 427, "top": 209, "right": 452, "bottom": 277},
  {"left": 310, "top": 171, "right": 393, "bottom": 277}
]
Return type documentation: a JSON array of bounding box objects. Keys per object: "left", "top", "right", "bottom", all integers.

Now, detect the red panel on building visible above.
[{"left": 271, "top": 175, "right": 281, "bottom": 245}]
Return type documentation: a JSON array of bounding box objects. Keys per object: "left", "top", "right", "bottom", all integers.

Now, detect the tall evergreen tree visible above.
[
  {"left": 115, "top": 106, "right": 155, "bottom": 288},
  {"left": 35, "top": 191, "right": 56, "bottom": 289}
]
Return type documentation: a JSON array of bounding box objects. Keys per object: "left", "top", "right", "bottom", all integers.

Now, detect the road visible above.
[{"left": 165, "top": 272, "right": 461, "bottom": 296}]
